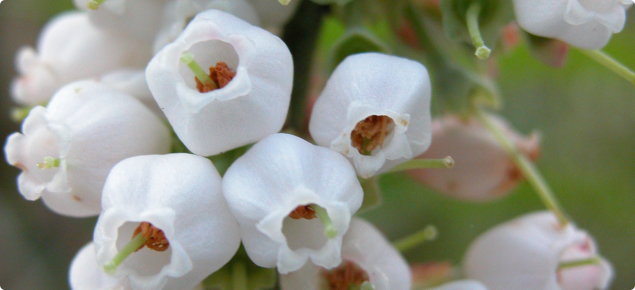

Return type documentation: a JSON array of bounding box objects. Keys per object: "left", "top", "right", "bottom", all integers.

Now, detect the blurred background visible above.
[{"left": 0, "top": 1, "right": 634, "bottom": 289}]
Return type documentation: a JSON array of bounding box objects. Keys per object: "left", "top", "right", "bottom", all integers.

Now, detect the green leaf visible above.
[
  {"left": 328, "top": 28, "right": 391, "bottom": 72},
  {"left": 357, "top": 177, "right": 384, "bottom": 214}
]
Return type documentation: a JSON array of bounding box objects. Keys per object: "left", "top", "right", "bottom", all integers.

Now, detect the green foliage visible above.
[{"left": 327, "top": 28, "right": 391, "bottom": 72}]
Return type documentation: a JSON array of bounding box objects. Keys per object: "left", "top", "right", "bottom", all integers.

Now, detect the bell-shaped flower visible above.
[
  {"left": 94, "top": 153, "right": 241, "bottom": 290},
  {"left": 146, "top": 9, "right": 293, "bottom": 156},
  {"left": 512, "top": 0, "right": 632, "bottom": 49},
  {"left": 4, "top": 80, "right": 170, "bottom": 217},
  {"left": 407, "top": 114, "right": 540, "bottom": 202},
  {"left": 74, "top": 0, "right": 171, "bottom": 41},
  {"left": 309, "top": 53, "right": 432, "bottom": 178},
  {"left": 222, "top": 133, "right": 364, "bottom": 274},
  {"left": 247, "top": 0, "right": 301, "bottom": 33},
  {"left": 428, "top": 281, "right": 489, "bottom": 290},
  {"left": 10, "top": 12, "right": 152, "bottom": 106},
  {"left": 153, "top": 0, "right": 260, "bottom": 53},
  {"left": 280, "top": 218, "right": 411, "bottom": 290},
  {"left": 463, "top": 211, "right": 613, "bottom": 290}
]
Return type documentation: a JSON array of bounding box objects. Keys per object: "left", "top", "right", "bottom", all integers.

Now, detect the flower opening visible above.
[
  {"left": 289, "top": 205, "right": 317, "bottom": 220},
  {"left": 133, "top": 222, "right": 170, "bottom": 252},
  {"left": 195, "top": 62, "right": 236, "bottom": 93},
  {"left": 351, "top": 115, "right": 394, "bottom": 155},
  {"left": 322, "top": 260, "right": 371, "bottom": 290}
]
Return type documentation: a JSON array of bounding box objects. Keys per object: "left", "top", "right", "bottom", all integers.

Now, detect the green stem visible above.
[
  {"left": 180, "top": 52, "right": 217, "bottom": 89},
  {"left": 393, "top": 225, "right": 438, "bottom": 252},
  {"left": 36, "top": 157, "right": 60, "bottom": 169},
  {"left": 103, "top": 234, "right": 147, "bottom": 274},
  {"left": 465, "top": 2, "right": 491, "bottom": 60},
  {"left": 558, "top": 256, "right": 602, "bottom": 270},
  {"left": 87, "top": 0, "right": 107, "bottom": 10},
  {"left": 475, "top": 109, "right": 570, "bottom": 227},
  {"left": 310, "top": 204, "right": 338, "bottom": 239},
  {"left": 231, "top": 261, "right": 248, "bottom": 290},
  {"left": 387, "top": 157, "right": 454, "bottom": 173},
  {"left": 579, "top": 49, "right": 635, "bottom": 86}
]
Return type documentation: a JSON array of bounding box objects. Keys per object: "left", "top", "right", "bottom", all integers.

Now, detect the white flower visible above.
[
  {"left": 247, "top": 0, "right": 301, "bottom": 33},
  {"left": 10, "top": 12, "right": 151, "bottom": 106},
  {"left": 222, "top": 133, "right": 364, "bottom": 274},
  {"left": 70, "top": 242, "right": 131, "bottom": 290},
  {"left": 464, "top": 211, "right": 613, "bottom": 290},
  {"left": 146, "top": 9, "right": 293, "bottom": 156},
  {"left": 309, "top": 53, "right": 432, "bottom": 178},
  {"left": 94, "top": 154, "right": 241, "bottom": 290},
  {"left": 153, "top": 0, "right": 260, "bottom": 53},
  {"left": 74, "top": 0, "right": 171, "bottom": 41},
  {"left": 513, "top": 0, "right": 632, "bottom": 49},
  {"left": 408, "top": 114, "right": 540, "bottom": 202},
  {"left": 4, "top": 80, "right": 170, "bottom": 217},
  {"left": 428, "top": 281, "right": 489, "bottom": 290},
  {"left": 280, "top": 218, "right": 411, "bottom": 290}
]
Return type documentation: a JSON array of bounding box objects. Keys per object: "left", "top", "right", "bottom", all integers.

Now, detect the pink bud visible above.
[{"left": 407, "top": 114, "right": 540, "bottom": 202}]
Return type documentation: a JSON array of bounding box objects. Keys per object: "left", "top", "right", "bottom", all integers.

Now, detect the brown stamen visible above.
[
  {"left": 351, "top": 115, "right": 394, "bottom": 155},
  {"left": 289, "top": 205, "right": 317, "bottom": 220},
  {"left": 195, "top": 62, "right": 236, "bottom": 93},
  {"left": 132, "top": 222, "right": 169, "bottom": 252},
  {"left": 322, "top": 261, "right": 370, "bottom": 290}
]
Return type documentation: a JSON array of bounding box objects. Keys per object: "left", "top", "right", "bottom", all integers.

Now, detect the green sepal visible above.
[
  {"left": 433, "top": 64, "right": 501, "bottom": 114},
  {"left": 11, "top": 105, "right": 35, "bottom": 123},
  {"left": 439, "top": 0, "right": 513, "bottom": 49},
  {"left": 202, "top": 246, "right": 277, "bottom": 290},
  {"left": 209, "top": 144, "right": 253, "bottom": 176},
  {"left": 357, "top": 177, "right": 383, "bottom": 214},
  {"left": 327, "top": 27, "right": 391, "bottom": 72}
]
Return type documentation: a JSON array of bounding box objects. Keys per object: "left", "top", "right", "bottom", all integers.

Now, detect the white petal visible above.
[
  {"left": 309, "top": 53, "right": 432, "bottom": 177},
  {"left": 428, "top": 281, "right": 489, "bottom": 290},
  {"left": 4, "top": 80, "right": 171, "bottom": 217},
  {"left": 222, "top": 133, "right": 363, "bottom": 273},
  {"left": 464, "top": 211, "right": 611, "bottom": 290},
  {"left": 146, "top": 9, "right": 293, "bottom": 156},
  {"left": 11, "top": 12, "right": 152, "bottom": 106},
  {"left": 94, "top": 154, "right": 241, "bottom": 290},
  {"left": 74, "top": 0, "right": 171, "bottom": 40},
  {"left": 69, "top": 242, "right": 131, "bottom": 290},
  {"left": 99, "top": 70, "right": 164, "bottom": 118},
  {"left": 247, "top": 0, "right": 301, "bottom": 33},
  {"left": 512, "top": 0, "right": 625, "bottom": 49},
  {"left": 154, "top": 0, "right": 260, "bottom": 53}
]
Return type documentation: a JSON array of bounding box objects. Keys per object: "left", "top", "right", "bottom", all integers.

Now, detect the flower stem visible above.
[
  {"left": 475, "top": 109, "right": 570, "bottom": 227},
  {"left": 466, "top": 2, "right": 491, "bottom": 60},
  {"left": 558, "top": 256, "right": 601, "bottom": 270},
  {"left": 103, "top": 234, "right": 147, "bottom": 274},
  {"left": 180, "top": 52, "right": 217, "bottom": 89},
  {"left": 578, "top": 49, "right": 635, "bottom": 86},
  {"left": 393, "top": 225, "right": 438, "bottom": 252},
  {"left": 87, "top": 0, "right": 107, "bottom": 10},
  {"left": 232, "top": 261, "right": 248, "bottom": 290},
  {"left": 36, "top": 157, "right": 60, "bottom": 169},
  {"left": 310, "top": 204, "right": 337, "bottom": 239},
  {"left": 387, "top": 157, "right": 454, "bottom": 173}
]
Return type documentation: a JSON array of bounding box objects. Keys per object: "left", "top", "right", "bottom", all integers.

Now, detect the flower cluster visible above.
[{"left": 4, "top": 0, "right": 631, "bottom": 289}]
